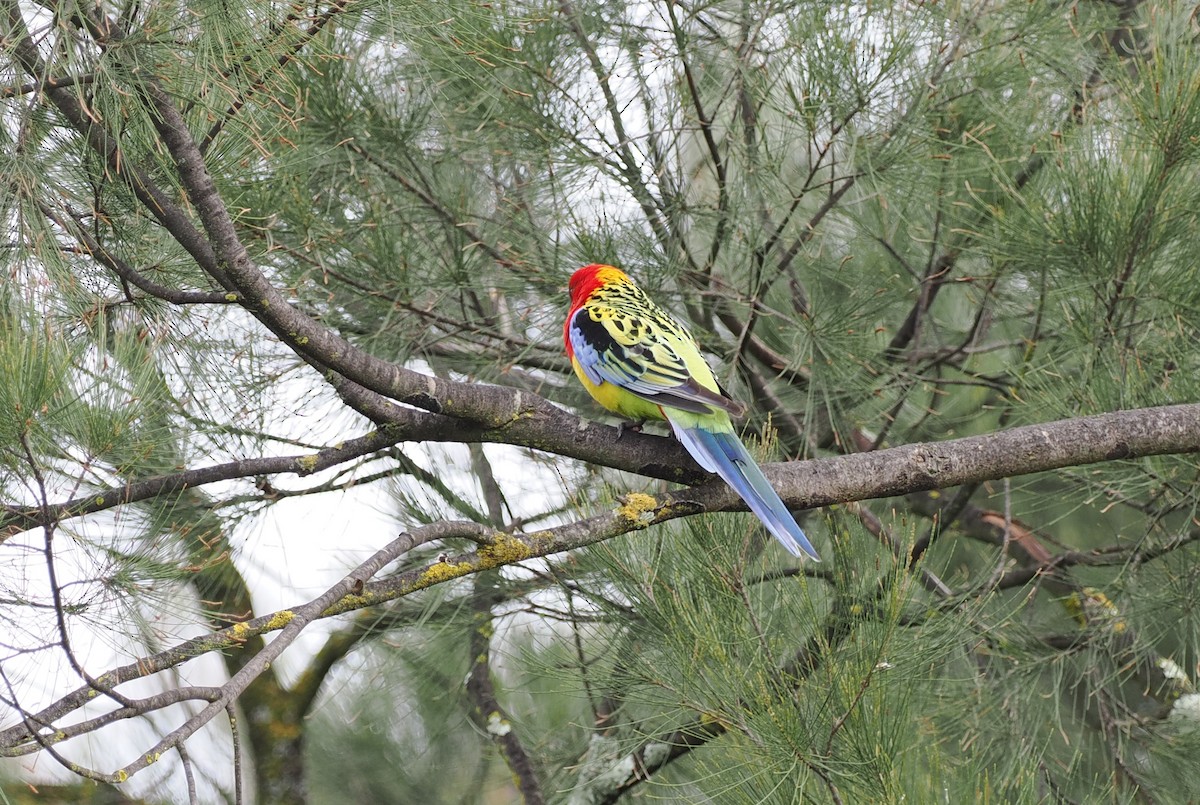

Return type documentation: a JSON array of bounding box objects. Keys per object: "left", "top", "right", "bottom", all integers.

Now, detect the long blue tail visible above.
[{"left": 670, "top": 422, "right": 820, "bottom": 561}]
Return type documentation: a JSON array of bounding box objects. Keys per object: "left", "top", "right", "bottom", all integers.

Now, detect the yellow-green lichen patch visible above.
[
  {"left": 616, "top": 492, "right": 658, "bottom": 527},
  {"left": 295, "top": 454, "right": 319, "bottom": 473},
  {"left": 224, "top": 293, "right": 239, "bottom": 302},
  {"left": 336, "top": 591, "right": 377, "bottom": 611},
  {"left": 265, "top": 610, "right": 294, "bottom": 631},
  {"left": 479, "top": 533, "right": 533, "bottom": 566},
  {"left": 230, "top": 621, "right": 253, "bottom": 642},
  {"left": 417, "top": 559, "right": 473, "bottom": 587}
]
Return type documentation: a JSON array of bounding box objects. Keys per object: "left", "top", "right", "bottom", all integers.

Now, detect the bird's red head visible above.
[{"left": 568, "top": 264, "right": 629, "bottom": 308}]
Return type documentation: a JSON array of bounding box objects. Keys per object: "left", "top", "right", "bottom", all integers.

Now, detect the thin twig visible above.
[
  {"left": 177, "top": 742, "right": 198, "bottom": 805},
  {"left": 228, "top": 704, "right": 243, "bottom": 805}
]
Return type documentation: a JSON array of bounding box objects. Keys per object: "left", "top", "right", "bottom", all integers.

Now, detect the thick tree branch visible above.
[
  {"left": 7, "top": 401, "right": 1197, "bottom": 544},
  {"left": 769, "top": 403, "right": 1200, "bottom": 510}
]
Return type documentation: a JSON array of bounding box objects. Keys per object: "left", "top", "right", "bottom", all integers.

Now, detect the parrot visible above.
[{"left": 563, "top": 263, "right": 820, "bottom": 561}]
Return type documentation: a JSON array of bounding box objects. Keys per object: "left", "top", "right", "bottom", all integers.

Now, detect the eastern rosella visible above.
[{"left": 564, "top": 264, "right": 820, "bottom": 561}]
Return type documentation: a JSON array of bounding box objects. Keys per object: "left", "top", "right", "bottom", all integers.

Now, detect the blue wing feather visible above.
[{"left": 669, "top": 419, "right": 821, "bottom": 561}]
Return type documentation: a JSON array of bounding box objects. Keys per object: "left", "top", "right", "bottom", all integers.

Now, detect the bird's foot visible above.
[{"left": 616, "top": 419, "right": 646, "bottom": 439}]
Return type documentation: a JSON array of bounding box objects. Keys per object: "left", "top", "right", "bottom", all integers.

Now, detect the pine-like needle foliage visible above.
[{"left": 2, "top": 0, "right": 1200, "bottom": 803}]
